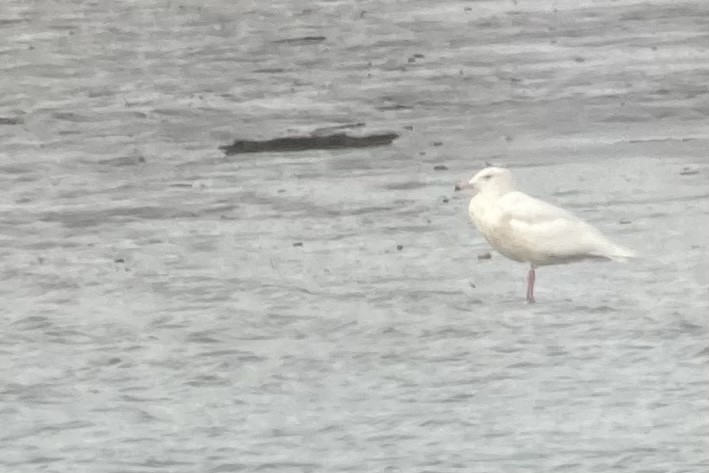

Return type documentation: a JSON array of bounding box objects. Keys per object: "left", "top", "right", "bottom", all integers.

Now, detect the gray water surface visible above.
[{"left": 1, "top": 1, "right": 708, "bottom": 472}]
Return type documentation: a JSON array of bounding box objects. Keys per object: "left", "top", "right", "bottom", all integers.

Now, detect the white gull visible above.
[{"left": 456, "top": 166, "right": 634, "bottom": 303}]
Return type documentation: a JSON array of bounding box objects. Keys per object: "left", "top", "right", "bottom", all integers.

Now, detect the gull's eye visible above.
[{"left": 483, "top": 175, "right": 492, "bottom": 180}]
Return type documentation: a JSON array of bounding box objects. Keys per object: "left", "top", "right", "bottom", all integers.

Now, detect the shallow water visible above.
[{"left": 1, "top": 1, "right": 708, "bottom": 472}]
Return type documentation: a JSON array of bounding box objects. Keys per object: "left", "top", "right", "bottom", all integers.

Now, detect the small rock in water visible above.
[
  {"left": 619, "top": 219, "right": 632, "bottom": 225},
  {"left": 114, "top": 258, "right": 125, "bottom": 263},
  {"left": 680, "top": 167, "right": 699, "bottom": 176},
  {"left": 293, "top": 242, "right": 303, "bottom": 247},
  {"left": 396, "top": 244, "right": 404, "bottom": 251},
  {"left": 477, "top": 252, "right": 492, "bottom": 260},
  {"left": 433, "top": 165, "right": 448, "bottom": 171},
  {"left": 442, "top": 197, "right": 449, "bottom": 203},
  {"left": 432, "top": 141, "right": 443, "bottom": 147}
]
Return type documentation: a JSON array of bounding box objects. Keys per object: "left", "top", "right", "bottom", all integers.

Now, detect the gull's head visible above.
[{"left": 455, "top": 166, "right": 515, "bottom": 196}]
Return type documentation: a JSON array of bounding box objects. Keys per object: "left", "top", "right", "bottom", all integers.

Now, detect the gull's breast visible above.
[
  {"left": 481, "top": 218, "right": 534, "bottom": 263},
  {"left": 469, "top": 197, "right": 532, "bottom": 263}
]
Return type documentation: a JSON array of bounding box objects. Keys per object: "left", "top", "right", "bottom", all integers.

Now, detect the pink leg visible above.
[{"left": 526, "top": 266, "right": 536, "bottom": 304}]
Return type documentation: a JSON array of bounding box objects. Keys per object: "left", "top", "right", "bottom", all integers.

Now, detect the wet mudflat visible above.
[{"left": 0, "top": 1, "right": 707, "bottom": 472}]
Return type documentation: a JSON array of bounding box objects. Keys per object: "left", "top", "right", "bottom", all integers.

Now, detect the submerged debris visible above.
[{"left": 219, "top": 132, "right": 398, "bottom": 155}]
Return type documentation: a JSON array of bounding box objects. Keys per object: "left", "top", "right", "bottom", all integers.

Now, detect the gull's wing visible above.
[{"left": 496, "top": 191, "right": 628, "bottom": 263}]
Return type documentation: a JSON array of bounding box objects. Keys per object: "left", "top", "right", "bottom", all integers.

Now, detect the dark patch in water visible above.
[
  {"left": 98, "top": 155, "right": 145, "bottom": 167},
  {"left": 219, "top": 132, "right": 398, "bottom": 155},
  {"left": 39, "top": 206, "right": 171, "bottom": 228},
  {"left": 0, "top": 117, "right": 23, "bottom": 125},
  {"left": 376, "top": 104, "right": 413, "bottom": 111},
  {"left": 384, "top": 181, "right": 427, "bottom": 190},
  {"left": 274, "top": 36, "right": 326, "bottom": 45},
  {"left": 254, "top": 68, "right": 287, "bottom": 73}
]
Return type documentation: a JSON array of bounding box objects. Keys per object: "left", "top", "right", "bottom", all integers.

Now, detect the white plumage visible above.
[{"left": 457, "top": 166, "right": 634, "bottom": 302}]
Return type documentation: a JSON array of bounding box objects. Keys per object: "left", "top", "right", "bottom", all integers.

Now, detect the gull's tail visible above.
[{"left": 606, "top": 244, "right": 637, "bottom": 262}]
